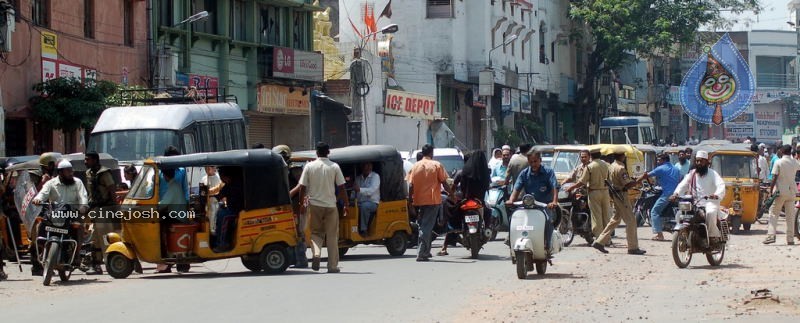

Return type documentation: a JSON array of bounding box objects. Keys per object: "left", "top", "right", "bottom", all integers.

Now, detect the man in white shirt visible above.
[
  {"left": 764, "top": 145, "right": 800, "bottom": 245},
  {"left": 751, "top": 144, "right": 768, "bottom": 182},
  {"left": 354, "top": 162, "right": 380, "bottom": 235},
  {"left": 297, "top": 142, "right": 348, "bottom": 273},
  {"left": 200, "top": 166, "right": 221, "bottom": 233},
  {"left": 671, "top": 151, "right": 726, "bottom": 240}
]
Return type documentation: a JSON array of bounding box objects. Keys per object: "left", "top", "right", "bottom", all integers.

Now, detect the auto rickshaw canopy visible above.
[
  {"left": 153, "top": 149, "right": 291, "bottom": 211},
  {"left": 293, "top": 145, "right": 407, "bottom": 201}
]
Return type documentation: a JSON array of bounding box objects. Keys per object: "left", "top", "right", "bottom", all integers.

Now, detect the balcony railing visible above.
[{"left": 757, "top": 73, "right": 799, "bottom": 89}]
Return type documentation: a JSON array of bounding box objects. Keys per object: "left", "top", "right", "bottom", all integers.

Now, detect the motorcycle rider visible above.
[
  {"left": 670, "top": 151, "right": 725, "bottom": 243},
  {"left": 591, "top": 147, "right": 646, "bottom": 255},
  {"left": 576, "top": 147, "right": 612, "bottom": 240},
  {"left": 31, "top": 152, "right": 59, "bottom": 191},
  {"left": 439, "top": 150, "right": 490, "bottom": 256},
  {"left": 637, "top": 153, "right": 681, "bottom": 241},
  {"left": 491, "top": 147, "right": 512, "bottom": 185},
  {"left": 30, "top": 160, "right": 89, "bottom": 276},
  {"left": 763, "top": 144, "right": 800, "bottom": 245},
  {"left": 507, "top": 150, "right": 558, "bottom": 253}
]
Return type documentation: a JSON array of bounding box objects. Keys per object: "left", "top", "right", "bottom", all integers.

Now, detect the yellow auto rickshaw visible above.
[
  {"left": 593, "top": 144, "right": 646, "bottom": 203},
  {"left": 291, "top": 145, "right": 412, "bottom": 256},
  {"left": 552, "top": 145, "right": 588, "bottom": 184},
  {"left": 700, "top": 144, "right": 760, "bottom": 233},
  {"left": 105, "top": 149, "right": 298, "bottom": 278},
  {"left": 632, "top": 144, "right": 658, "bottom": 173}
]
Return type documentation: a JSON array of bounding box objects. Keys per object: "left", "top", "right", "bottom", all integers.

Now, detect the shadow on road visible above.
[
  {"left": 692, "top": 263, "right": 751, "bottom": 270},
  {"left": 732, "top": 229, "right": 767, "bottom": 236},
  {"left": 523, "top": 272, "right": 586, "bottom": 280},
  {"left": 335, "top": 254, "right": 417, "bottom": 262},
  {"left": 55, "top": 278, "right": 110, "bottom": 286},
  {"left": 138, "top": 270, "right": 320, "bottom": 280}
]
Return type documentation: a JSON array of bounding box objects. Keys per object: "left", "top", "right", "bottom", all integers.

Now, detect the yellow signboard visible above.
[
  {"left": 256, "top": 84, "right": 310, "bottom": 115},
  {"left": 41, "top": 31, "right": 57, "bottom": 59}
]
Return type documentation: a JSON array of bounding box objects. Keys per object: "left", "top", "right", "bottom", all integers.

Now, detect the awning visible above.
[{"left": 314, "top": 93, "right": 352, "bottom": 115}]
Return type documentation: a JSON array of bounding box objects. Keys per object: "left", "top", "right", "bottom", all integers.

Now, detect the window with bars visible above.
[
  {"left": 192, "top": 0, "right": 217, "bottom": 34},
  {"left": 159, "top": 0, "right": 173, "bottom": 27},
  {"left": 260, "top": 5, "right": 281, "bottom": 45},
  {"left": 230, "top": 0, "right": 247, "bottom": 41},
  {"left": 31, "top": 0, "right": 49, "bottom": 27},
  {"left": 84, "top": 0, "right": 94, "bottom": 39},
  {"left": 292, "top": 11, "right": 308, "bottom": 50},
  {"left": 426, "top": 0, "right": 452, "bottom": 18},
  {"left": 124, "top": 0, "right": 133, "bottom": 46}
]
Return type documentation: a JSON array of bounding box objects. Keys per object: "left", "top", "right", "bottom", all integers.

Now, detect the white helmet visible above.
[{"left": 57, "top": 159, "right": 73, "bottom": 170}]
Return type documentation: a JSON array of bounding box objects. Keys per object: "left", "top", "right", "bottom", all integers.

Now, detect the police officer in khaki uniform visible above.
[
  {"left": 576, "top": 147, "right": 611, "bottom": 240},
  {"left": 591, "top": 146, "right": 646, "bottom": 255}
]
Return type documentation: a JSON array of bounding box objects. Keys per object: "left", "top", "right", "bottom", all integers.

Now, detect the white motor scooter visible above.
[{"left": 509, "top": 194, "right": 563, "bottom": 279}]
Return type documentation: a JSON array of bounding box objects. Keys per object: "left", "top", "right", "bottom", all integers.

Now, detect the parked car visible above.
[{"left": 408, "top": 148, "right": 464, "bottom": 175}]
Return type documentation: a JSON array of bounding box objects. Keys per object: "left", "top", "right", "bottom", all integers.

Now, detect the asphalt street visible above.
[{"left": 1, "top": 221, "right": 799, "bottom": 323}]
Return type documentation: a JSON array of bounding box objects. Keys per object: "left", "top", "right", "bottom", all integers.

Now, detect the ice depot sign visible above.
[{"left": 384, "top": 89, "right": 439, "bottom": 120}]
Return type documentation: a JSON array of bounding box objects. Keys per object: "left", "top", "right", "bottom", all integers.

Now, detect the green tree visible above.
[
  {"left": 30, "top": 77, "right": 117, "bottom": 149},
  {"left": 569, "top": 0, "right": 760, "bottom": 140}
]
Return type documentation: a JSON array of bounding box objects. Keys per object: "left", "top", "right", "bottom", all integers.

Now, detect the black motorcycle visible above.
[
  {"left": 634, "top": 181, "right": 676, "bottom": 231},
  {"left": 35, "top": 203, "right": 93, "bottom": 286},
  {"left": 671, "top": 195, "right": 729, "bottom": 268},
  {"left": 557, "top": 183, "right": 593, "bottom": 246}
]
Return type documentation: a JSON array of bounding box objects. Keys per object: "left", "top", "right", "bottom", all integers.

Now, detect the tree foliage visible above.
[
  {"left": 30, "top": 77, "right": 118, "bottom": 132},
  {"left": 570, "top": 0, "right": 760, "bottom": 70}
]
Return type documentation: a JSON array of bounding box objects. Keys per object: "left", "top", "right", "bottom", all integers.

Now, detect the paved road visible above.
[{"left": 1, "top": 221, "right": 799, "bottom": 322}]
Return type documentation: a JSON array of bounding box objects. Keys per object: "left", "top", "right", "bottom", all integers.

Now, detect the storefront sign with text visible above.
[
  {"left": 256, "top": 84, "right": 310, "bottom": 115},
  {"left": 384, "top": 89, "right": 438, "bottom": 120}
]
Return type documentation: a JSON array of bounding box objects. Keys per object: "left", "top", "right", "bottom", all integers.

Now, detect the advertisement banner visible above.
[
  {"left": 667, "top": 86, "right": 681, "bottom": 105},
  {"left": 189, "top": 74, "right": 219, "bottom": 98},
  {"left": 256, "top": 84, "right": 310, "bottom": 115},
  {"left": 41, "top": 58, "right": 94, "bottom": 83},
  {"left": 511, "top": 89, "right": 521, "bottom": 113},
  {"left": 272, "top": 47, "right": 324, "bottom": 82},
  {"left": 752, "top": 89, "right": 800, "bottom": 104},
  {"left": 521, "top": 92, "right": 531, "bottom": 114},
  {"left": 501, "top": 88, "right": 511, "bottom": 112},
  {"left": 41, "top": 31, "right": 57, "bottom": 59},
  {"left": 384, "top": 89, "right": 438, "bottom": 120},
  {"left": 42, "top": 59, "right": 57, "bottom": 82},
  {"left": 725, "top": 105, "right": 754, "bottom": 141},
  {"left": 754, "top": 104, "right": 782, "bottom": 142}
]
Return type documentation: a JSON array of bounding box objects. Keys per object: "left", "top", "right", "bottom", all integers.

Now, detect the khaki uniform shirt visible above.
[
  {"left": 578, "top": 160, "right": 609, "bottom": 190},
  {"left": 609, "top": 160, "right": 633, "bottom": 200},
  {"left": 86, "top": 167, "right": 116, "bottom": 207},
  {"left": 568, "top": 164, "right": 587, "bottom": 183}
]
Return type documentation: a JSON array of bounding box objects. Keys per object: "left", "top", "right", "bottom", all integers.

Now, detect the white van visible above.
[{"left": 598, "top": 116, "right": 656, "bottom": 145}]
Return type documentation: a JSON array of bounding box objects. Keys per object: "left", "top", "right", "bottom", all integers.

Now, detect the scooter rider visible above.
[
  {"left": 30, "top": 160, "right": 89, "bottom": 276},
  {"left": 507, "top": 150, "right": 558, "bottom": 253},
  {"left": 670, "top": 151, "right": 726, "bottom": 243}
]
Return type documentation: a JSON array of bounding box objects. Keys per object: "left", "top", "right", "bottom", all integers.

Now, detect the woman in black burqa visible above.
[{"left": 437, "top": 150, "right": 491, "bottom": 256}]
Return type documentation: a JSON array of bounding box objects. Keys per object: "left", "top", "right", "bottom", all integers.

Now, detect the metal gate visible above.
[{"left": 247, "top": 115, "right": 273, "bottom": 148}]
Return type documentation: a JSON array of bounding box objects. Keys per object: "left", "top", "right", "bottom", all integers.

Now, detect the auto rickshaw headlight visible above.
[
  {"left": 522, "top": 195, "right": 535, "bottom": 208},
  {"left": 105, "top": 232, "right": 122, "bottom": 245}
]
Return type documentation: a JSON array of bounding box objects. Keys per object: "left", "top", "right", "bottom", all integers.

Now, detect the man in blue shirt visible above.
[
  {"left": 768, "top": 147, "right": 781, "bottom": 182},
  {"left": 508, "top": 150, "right": 558, "bottom": 251},
  {"left": 637, "top": 153, "right": 681, "bottom": 241},
  {"left": 674, "top": 150, "right": 690, "bottom": 177}
]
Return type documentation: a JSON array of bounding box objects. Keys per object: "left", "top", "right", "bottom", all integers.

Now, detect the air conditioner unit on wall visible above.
[{"left": 156, "top": 48, "right": 177, "bottom": 87}]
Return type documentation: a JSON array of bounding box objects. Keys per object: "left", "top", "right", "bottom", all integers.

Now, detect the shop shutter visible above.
[{"left": 248, "top": 115, "right": 273, "bottom": 148}]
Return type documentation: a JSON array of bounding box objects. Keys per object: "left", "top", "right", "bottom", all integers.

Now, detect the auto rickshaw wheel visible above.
[
  {"left": 535, "top": 260, "right": 547, "bottom": 275},
  {"left": 176, "top": 264, "right": 190, "bottom": 273},
  {"left": 106, "top": 252, "right": 134, "bottom": 279},
  {"left": 241, "top": 255, "right": 262, "bottom": 272},
  {"left": 260, "top": 244, "right": 289, "bottom": 274},
  {"left": 386, "top": 231, "right": 408, "bottom": 256}
]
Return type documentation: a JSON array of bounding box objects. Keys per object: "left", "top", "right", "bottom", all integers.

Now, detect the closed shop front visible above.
[
  {"left": 255, "top": 84, "right": 311, "bottom": 150},
  {"left": 246, "top": 113, "right": 273, "bottom": 148}
]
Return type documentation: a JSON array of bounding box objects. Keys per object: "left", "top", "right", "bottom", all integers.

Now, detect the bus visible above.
[
  {"left": 88, "top": 103, "right": 247, "bottom": 162},
  {"left": 598, "top": 116, "right": 656, "bottom": 145}
]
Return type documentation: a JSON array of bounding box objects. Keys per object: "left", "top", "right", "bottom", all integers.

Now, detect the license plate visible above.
[
  {"left": 465, "top": 215, "right": 480, "bottom": 223},
  {"left": 516, "top": 225, "right": 534, "bottom": 231},
  {"left": 44, "top": 226, "right": 69, "bottom": 234}
]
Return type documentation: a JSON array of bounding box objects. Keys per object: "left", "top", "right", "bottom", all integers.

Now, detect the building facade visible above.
[
  {"left": 335, "top": 0, "right": 579, "bottom": 151},
  {"left": 152, "top": 0, "right": 325, "bottom": 151},
  {"left": 0, "top": 0, "right": 148, "bottom": 156}
]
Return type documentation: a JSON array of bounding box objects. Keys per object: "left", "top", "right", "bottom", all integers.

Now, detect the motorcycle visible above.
[
  {"left": 509, "top": 195, "right": 563, "bottom": 279},
  {"left": 459, "top": 198, "right": 487, "bottom": 259},
  {"left": 556, "top": 183, "right": 593, "bottom": 246},
  {"left": 634, "top": 181, "right": 677, "bottom": 231},
  {"left": 35, "top": 203, "right": 93, "bottom": 285},
  {"left": 485, "top": 184, "right": 510, "bottom": 240},
  {"left": 671, "top": 195, "right": 730, "bottom": 269}
]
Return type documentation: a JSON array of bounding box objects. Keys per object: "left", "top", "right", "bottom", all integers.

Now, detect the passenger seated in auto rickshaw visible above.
[
  {"left": 354, "top": 162, "right": 380, "bottom": 235},
  {"left": 212, "top": 167, "right": 244, "bottom": 252}
]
